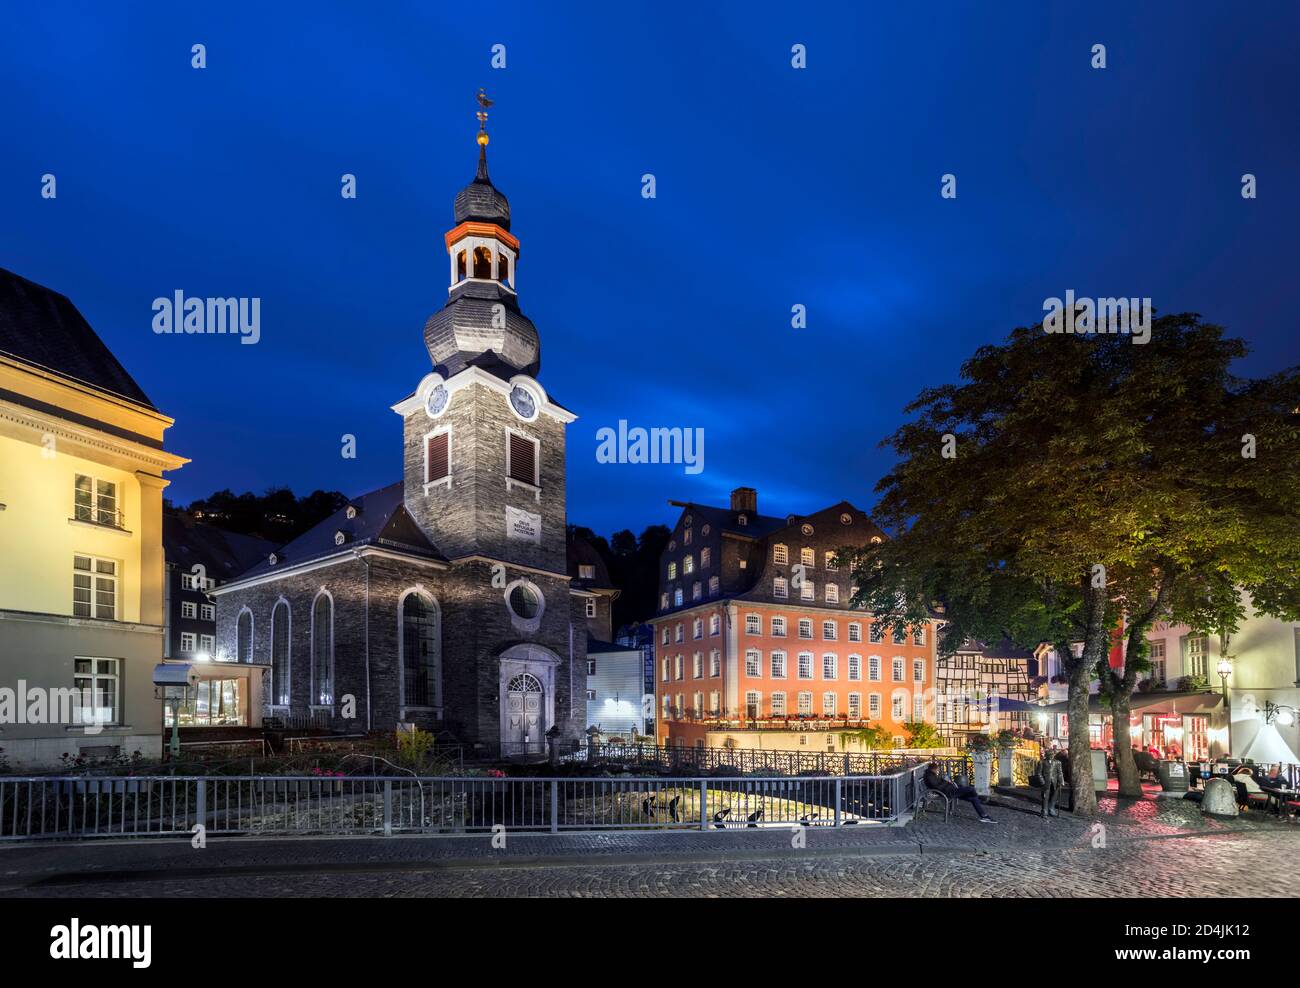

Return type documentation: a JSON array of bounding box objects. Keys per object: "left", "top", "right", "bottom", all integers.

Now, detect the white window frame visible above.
[
  {"left": 848, "top": 654, "right": 862, "bottom": 681},
  {"left": 825, "top": 583, "right": 840, "bottom": 604},
  {"left": 869, "top": 692, "right": 882, "bottom": 717},
  {"left": 423, "top": 425, "right": 452, "bottom": 492},
  {"left": 745, "top": 649, "right": 761, "bottom": 676},
  {"left": 504, "top": 427, "right": 541, "bottom": 497},
  {"left": 773, "top": 543, "right": 788, "bottom": 565},
  {"left": 771, "top": 616, "right": 786, "bottom": 638},
  {"left": 771, "top": 691, "right": 786, "bottom": 717},
  {"left": 848, "top": 692, "right": 862, "bottom": 719},
  {"left": 200, "top": 603, "right": 215, "bottom": 621},
  {"left": 770, "top": 651, "right": 787, "bottom": 679},
  {"left": 745, "top": 613, "right": 761, "bottom": 635},
  {"left": 797, "top": 652, "right": 813, "bottom": 679},
  {"left": 848, "top": 622, "right": 862, "bottom": 642},
  {"left": 798, "top": 618, "right": 813, "bottom": 640},
  {"left": 73, "top": 554, "right": 117, "bottom": 620},
  {"left": 774, "top": 577, "right": 788, "bottom": 599},
  {"left": 181, "top": 601, "right": 197, "bottom": 619},
  {"left": 73, "top": 473, "right": 120, "bottom": 528},
  {"left": 74, "top": 656, "right": 120, "bottom": 726},
  {"left": 822, "top": 653, "right": 837, "bottom": 680},
  {"left": 800, "top": 581, "right": 815, "bottom": 602}
]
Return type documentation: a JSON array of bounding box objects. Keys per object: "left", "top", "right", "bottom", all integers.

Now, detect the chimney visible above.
[{"left": 730, "top": 487, "right": 757, "bottom": 514}]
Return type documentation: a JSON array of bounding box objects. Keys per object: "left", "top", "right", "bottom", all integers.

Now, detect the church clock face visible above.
[
  {"left": 424, "top": 384, "right": 449, "bottom": 419},
  {"left": 509, "top": 384, "right": 538, "bottom": 421}
]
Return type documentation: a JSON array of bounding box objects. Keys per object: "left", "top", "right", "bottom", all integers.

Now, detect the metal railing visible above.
[
  {"left": 0, "top": 765, "right": 927, "bottom": 841},
  {"left": 575, "top": 741, "right": 933, "bottom": 777}
]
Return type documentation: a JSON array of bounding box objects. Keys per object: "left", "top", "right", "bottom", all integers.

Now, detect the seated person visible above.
[
  {"left": 924, "top": 762, "right": 994, "bottom": 823},
  {"left": 1259, "top": 764, "right": 1291, "bottom": 791},
  {"left": 1233, "top": 765, "right": 1268, "bottom": 804}
]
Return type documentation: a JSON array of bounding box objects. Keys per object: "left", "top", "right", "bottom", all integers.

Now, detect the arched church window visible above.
[
  {"left": 456, "top": 250, "right": 467, "bottom": 281},
  {"left": 507, "top": 673, "right": 543, "bottom": 694},
  {"left": 312, "top": 593, "right": 333, "bottom": 706},
  {"left": 236, "top": 610, "right": 253, "bottom": 663},
  {"left": 271, "top": 601, "right": 290, "bottom": 706},
  {"left": 402, "top": 592, "right": 440, "bottom": 708},
  {"left": 472, "top": 245, "right": 493, "bottom": 279}
]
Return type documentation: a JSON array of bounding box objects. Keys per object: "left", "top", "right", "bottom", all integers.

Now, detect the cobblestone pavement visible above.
[
  {"left": 6, "top": 830, "right": 1298, "bottom": 898},
  {"left": 3, "top": 794, "right": 1296, "bottom": 898}
]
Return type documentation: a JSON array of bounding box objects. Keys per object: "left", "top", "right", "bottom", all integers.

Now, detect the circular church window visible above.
[{"left": 508, "top": 582, "right": 541, "bottom": 620}]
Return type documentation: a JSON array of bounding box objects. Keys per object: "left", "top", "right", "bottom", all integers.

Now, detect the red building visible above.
[{"left": 650, "top": 488, "right": 936, "bottom": 751}]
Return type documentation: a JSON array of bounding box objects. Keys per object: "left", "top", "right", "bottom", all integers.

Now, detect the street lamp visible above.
[{"left": 1216, "top": 659, "right": 1232, "bottom": 700}]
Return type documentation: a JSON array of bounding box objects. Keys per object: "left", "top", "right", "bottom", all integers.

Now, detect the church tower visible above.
[{"left": 393, "top": 93, "right": 574, "bottom": 577}]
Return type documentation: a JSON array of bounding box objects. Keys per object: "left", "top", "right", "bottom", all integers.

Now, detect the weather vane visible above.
[{"left": 476, "top": 88, "right": 493, "bottom": 147}]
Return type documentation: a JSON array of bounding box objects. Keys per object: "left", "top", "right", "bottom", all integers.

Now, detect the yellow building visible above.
[{"left": 0, "top": 268, "right": 186, "bottom": 768}]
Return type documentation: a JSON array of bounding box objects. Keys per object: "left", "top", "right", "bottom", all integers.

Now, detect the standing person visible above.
[
  {"left": 1037, "top": 749, "right": 1066, "bottom": 818},
  {"left": 924, "top": 762, "right": 995, "bottom": 823}
]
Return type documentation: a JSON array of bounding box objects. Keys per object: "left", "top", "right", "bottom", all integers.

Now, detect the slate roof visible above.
[
  {"left": 0, "top": 267, "right": 156, "bottom": 409},
  {"left": 943, "top": 633, "right": 1041, "bottom": 661},
  {"left": 669, "top": 500, "right": 787, "bottom": 541},
  {"left": 567, "top": 531, "right": 617, "bottom": 593},
  {"left": 164, "top": 515, "right": 277, "bottom": 585},
  {"left": 229, "top": 482, "right": 444, "bottom": 583},
  {"left": 453, "top": 149, "right": 511, "bottom": 230},
  {"left": 424, "top": 280, "right": 541, "bottom": 377}
]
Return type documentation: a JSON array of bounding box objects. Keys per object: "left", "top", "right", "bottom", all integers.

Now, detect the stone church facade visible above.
[{"left": 211, "top": 110, "right": 586, "bottom": 756}]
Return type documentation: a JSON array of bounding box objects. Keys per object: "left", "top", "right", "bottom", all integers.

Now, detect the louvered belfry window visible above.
[
  {"left": 509, "top": 432, "right": 537, "bottom": 485},
  {"left": 426, "top": 432, "right": 449, "bottom": 483}
]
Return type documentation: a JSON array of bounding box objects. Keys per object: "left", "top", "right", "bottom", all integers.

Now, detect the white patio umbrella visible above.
[{"left": 1239, "top": 723, "right": 1300, "bottom": 765}]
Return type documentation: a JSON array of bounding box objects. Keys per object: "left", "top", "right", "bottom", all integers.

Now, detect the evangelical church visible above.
[{"left": 212, "top": 97, "right": 604, "bottom": 756}]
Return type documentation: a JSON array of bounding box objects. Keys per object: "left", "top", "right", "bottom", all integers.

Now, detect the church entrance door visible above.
[{"left": 505, "top": 672, "right": 544, "bottom": 757}]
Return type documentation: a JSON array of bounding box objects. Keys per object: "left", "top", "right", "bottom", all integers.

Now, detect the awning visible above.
[{"left": 1240, "top": 724, "right": 1300, "bottom": 765}]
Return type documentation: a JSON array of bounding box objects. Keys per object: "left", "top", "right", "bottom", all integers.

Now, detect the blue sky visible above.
[{"left": 4, "top": 1, "right": 1298, "bottom": 536}]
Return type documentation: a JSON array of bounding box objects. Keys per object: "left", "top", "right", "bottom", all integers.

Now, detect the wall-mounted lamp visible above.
[{"left": 1265, "top": 702, "right": 1296, "bottom": 727}]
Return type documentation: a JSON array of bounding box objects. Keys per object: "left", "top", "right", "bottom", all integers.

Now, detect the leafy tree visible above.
[
  {"left": 840, "top": 723, "right": 891, "bottom": 750},
  {"left": 903, "top": 720, "right": 944, "bottom": 748},
  {"left": 847, "top": 315, "right": 1300, "bottom": 814}
]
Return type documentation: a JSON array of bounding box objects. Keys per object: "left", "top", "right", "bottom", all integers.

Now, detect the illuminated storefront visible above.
[
  {"left": 1040, "top": 690, "right": 1224, "bottom": 760},
  {"left": 163, "top": 677, "right": 246, "bottom": 727}
]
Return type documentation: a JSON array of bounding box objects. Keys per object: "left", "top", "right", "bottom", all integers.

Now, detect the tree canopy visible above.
[{"left": 847, "top": 314, "right": 1300, "bottom": 812}]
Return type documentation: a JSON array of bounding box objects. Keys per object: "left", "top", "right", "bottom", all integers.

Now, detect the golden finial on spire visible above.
[{"left": 476, "top": 88, "right": 493, "bottom": 147}]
